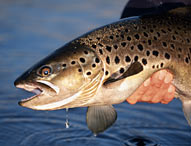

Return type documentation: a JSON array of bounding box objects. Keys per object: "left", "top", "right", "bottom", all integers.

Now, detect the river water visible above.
[{"left": 0, "top": 0, "right": 191, "bottom": 145}]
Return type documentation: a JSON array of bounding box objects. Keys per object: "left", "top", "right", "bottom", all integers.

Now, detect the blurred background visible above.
[{"left": 0, "top": 0, "right": 190, "bottom": 145}]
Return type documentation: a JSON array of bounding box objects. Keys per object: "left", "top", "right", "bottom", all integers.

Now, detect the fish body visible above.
[{"left": 15, "top": 6, "right": 191, "bottom": 133}]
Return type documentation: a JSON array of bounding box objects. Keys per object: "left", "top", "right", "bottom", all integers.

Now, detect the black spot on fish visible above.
[
  {"left": 78, "top": 68, "right": 82, "bottom": 72},
  {"left": 120, "top": 34, "right": 124, "bottom": 39},
  {"left": 143, "top": 32, "right": 148, "bottom": 37},
  {"left": 175, "top": 31, "right": 178, "bottom": 35},
  {"left": 106, "top": 46, "right": 112, "bottom": 52},
  {"left": 152, "top": 50, "right": 159, "bottom": 57},
  {"left": 106, "top": 56, "right": 110, "bottom": 64},
  {"left": 96, "top": 37, "right": 100, "bottom": 41},
  {"left": 137, "top": 44, "right": 143, "bottom": 51},
  {"left": 114, "top": 56, "right": 120, "bottom": 64},
  {"left": 187, "top": 38, "right": 190, "bottom": 43},
  {"left": 172, "top": 35, "right": 176, "bottom": 40},
  {"left": 154, "top": 36, "right": 157, "bottom": 40},
  {"left": 105, "top": 70, "right": 109, "bottom": 76},
  {"left": 99, "top": 49, "right": 103, "bottom": 55},
  {"left": 119, "top": 68, "right": 125, "bottom": 74},
  {"left": 146, "top": 50, "right": 150, "bottom": 56},
  {"left": 121, "top": 42, "right": 126, "bottom": 47},
  {"left": 168, "top": 28, "right": 172, "bottom": 32},
  {"left": 162, "top": 42, "right": 167, "bottom": 47},
  {"left": 127, "top": 36, "right": 131, "bottom": 41},
  {"left": 142, "top": 58, "right": 147, "bottom": 65},
  {"left": 178, "top": 54, "right": 181, "bottom": 58},
  {"left": 150, "top": 29, "right": 154, "bottom": 33},
  {"left": 142, "top": 26, "right": 146, "bottom": 29},
  {"left": 170, "top": 44, "right": 175, "bottom": 49},
  {"left": 189, "top": 48, "right": 191, "bottom": 54},
  {"left": 116, "top": 35, "right": 119, "bottom": 38},
  {"left": 152, "top": 65, "right": 155, "bottom": 69},
  {"left": 109, "top": 36, "right": 114, "bottom": 40},
  {"left": 148, "top": 40, "right": 152, "bottom": 45},
  {"left": 161, "top": 29, "right": 166, "bottom": 33},
  {"left": 134, "top": 34, "right": 140, "bottom": 40},
  {"left": 62, "top": 64, "right": 67, "bottom": 67},
  {"left": 131, "top": 46, "right": 134, "bottom": 50},
  {"left": 125, "top": 28, "right": 129, "bottom": 33},
  {"left": 86, "top": 71, "right": 91, "bottom": 76},
  {"left": 92, "top": 44, "right": 96, "bottom": 49},
  {"left": 84, "top": 50, "right": 88, "bottom": 54},
  {"left": 98, "top": 43, "right": 103, "bottom": 47},
  {"left": 185, "top": 57, "right": 189, "bottom": 64},
  {"left": 125, "top": 56, "right": 131, "bottom": 62},
  {"left": 80, "top": 58, "right": 86, "bottom": 63},
  {"left": 92, "top": 64, "right": 96, "bottom": 68},
  {"left": 156, "top": 65, "right": 159, "bottom": 68},
  {"left": 161, "top": 63, "right": 164, "bottom": 68},
  {"left": 95, "top": 58, "right": 100, "bottom": 63},
  {"left": 157, "top": 32, "right": 160, "bottom": 37},
  {"left": 165, "top": 53, "right": 170, "bottom": 60},
  {"left": 114, "top": 45, "right": 118, "bottom": 50},
  {"left": 134, "top": 56, "right": 138, "bottom": 61},
  {"left": 178, "top": 48, "right": 182, "bottom": 52},
  {"left": 71, "top": 61, "right": 76, "bottom": 65}
]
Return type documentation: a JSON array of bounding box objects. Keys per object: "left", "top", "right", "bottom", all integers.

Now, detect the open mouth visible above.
[{"left": 16, "top": 84, "right": 43, "bottom": 102}]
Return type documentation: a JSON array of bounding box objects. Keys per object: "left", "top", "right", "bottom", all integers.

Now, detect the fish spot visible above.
[
  {"left": 121, "top": 42, "right": 126, "bottom": 47},
  {"left": 178, "top": 48, "right": 182, "bottom": 52},
  {"left": 125, "top": 56, "right": 131, "bottom": 62},
  {"left": 137, "top": 44, "right": 143, "bottom": 51},
  {"left": 98, "top": 43, "right": 103, "bottom": 47},
  {"left": 119, "top": 67, "right": 125, "bottom": 74},
  {"left": 152, "top": 65, "right": 155, "bottom": 69},
  {"left": 114, "top": 45, "right": 118, "bottom": 50},
  {"left": 189, "top": 48, "right": 191, "bottom": 54},
  {"left": 168, "top": 28, "right": 172, "bottom": 32},
  {"left": 120, "top": 34, "right": 124, "bottom": 39},
  {"left": 143, "top": 32, "right": 148, "bottom": 37},
  {"left": 148, "top": 40, "right": 152, "bottom": 45},
  {"left": 114, "top": 56, "right": 120, "bottom": 64},
  {"left": 127, "top": 36, "right": 131, "bottom": 41},
  {"left": 95, "top": 57, "right": 100, "bottom": 63},
  {"left": 154, "top": 36, "right": 157, "bottom": 40},
  {"left": 161, "top": 62, "right": 164, "bottom": 68},
  {"left": 78, "top": 68, "right": 82, "bottom": 72},
  {"left": 187, "top": 38, "right": 190, "bottom": 43},
  {"left": 142, "top": 26, "right": 146, "bottom": 29},
  {"left": 92, "top": 64, "right": 96, "bottom": 68},
  {"left": 92, "top": 44, "right": 96, "bottom": 49},
  {"left": 86, "top": 71, "right": 92, "bottom": 76},
  {"left": 62, "top": 64, "right": 67, "bottom": 68},
  {"left": 134, "top": 56, "right": 139, "bottom": 61},
  {"left": 146, "top": 50, "right": 150, "bottom": 56},
  {"left": 170, "top": 44, "right": 175, "bottom": 49},
  {"left": 152, "top": 50, "right": 159, "bottom": 57},
  {"left": 106, "top": 46, "right": 112, "bottom": 52},
  {"left": 178, "top": 54, "right": 181, "bottom": 58},
  {"left": 109, "top": 36, "right": 114, "bottom": 40},
  {"left": 84, "top": 50, "right": 88, "bottom": 54},
  {"left": 150, "top": 29, "right": 154, "bottom": 33},
  {"left": 130, "top": 46, "right": 134, "bottom": 50},
  {"left": 125, "top": 28, "right": 129, "bottom": 33},
  {"left": 185, "top": 57, "right": 189, "bottom": 64},
  {"left": 161, "top": 29, "right": 166, "bottom": 33},
  {"left": 172, "top": 35, "right": 176, "bottom": 40},
  {"left": 142, "top": 58, "right": 147, "bottom": 65},
  {"left": 134, "top": 34, "right": 140, "bottom": 40},
  {"left": 157, "top": 32, "right": 160, "bottom": 37},
  {"left": 99, "top": 49, "right": 103, "bottom": 55},
  {"left": 116, "top": 35, "right": 119, "bottom": 38},
  {"left": 105, "top": 70, "right": 109, "bottom": 75},
  {"left": 162, "top": 42, "right": 167, "bottom": 47},
  {"left": 175, "top": 31, "right": 178, "bottom": 34},
  {"left": 96, "top": 37, "right": 100, "bottom": 41},
  {"left": 71, "top": 61, "right": 76, "bottom": 65},
  {"left": 164, "top": 53, "right": 170, "bottom": 60},
  {"left": 79, "top": 57, "right": 86, "bottom": 63},
  {"left": 106, "top": 56, "right": 110, "bottom": 64}
]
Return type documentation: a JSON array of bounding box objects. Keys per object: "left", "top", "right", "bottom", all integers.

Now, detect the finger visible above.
[{"left": 161, "top": 85, "right": 175, "bottom": 104}]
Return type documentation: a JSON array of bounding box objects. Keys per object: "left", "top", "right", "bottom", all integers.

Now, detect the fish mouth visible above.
[{"left": 16, "top": 81, "right": 58, "bottom": 104}]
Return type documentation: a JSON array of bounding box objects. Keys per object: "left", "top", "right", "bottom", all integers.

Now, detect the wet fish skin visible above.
[{"left": 14, "top": 6, "right": 191, "bottom": 133}]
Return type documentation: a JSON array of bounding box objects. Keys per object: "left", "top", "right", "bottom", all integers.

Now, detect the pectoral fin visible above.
[{"left": 86, "top": 105, "right": 117, "bottom": 134}]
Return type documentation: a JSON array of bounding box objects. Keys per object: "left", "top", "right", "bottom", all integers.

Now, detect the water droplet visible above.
[{"left": 65, "top": 108, "right": 70, "bottom": 128}]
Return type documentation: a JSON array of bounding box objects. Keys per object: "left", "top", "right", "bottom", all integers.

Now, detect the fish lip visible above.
[{"left": 16, "top": 83, "right": 44, "bottom": 103}]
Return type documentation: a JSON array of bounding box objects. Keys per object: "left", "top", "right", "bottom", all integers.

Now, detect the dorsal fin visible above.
[
  {"left": 121, "top": 0, "right": 189, "bottom": 18},
  {"left": 104, "top": 61, "right": 143, "bottom": 86}
]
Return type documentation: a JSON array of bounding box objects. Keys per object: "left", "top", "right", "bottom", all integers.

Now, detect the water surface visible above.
[{"left": 0, "top": 0, "right": 191, "bottom": 145}]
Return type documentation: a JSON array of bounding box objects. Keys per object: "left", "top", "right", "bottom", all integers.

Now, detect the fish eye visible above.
[{"left": 38, "top": 66, "right": 52, "bottom": 77}]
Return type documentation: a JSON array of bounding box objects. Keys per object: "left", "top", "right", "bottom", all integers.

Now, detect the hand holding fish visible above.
[{"left": 127, "top": 70, "right": 175, "bottom": 104}]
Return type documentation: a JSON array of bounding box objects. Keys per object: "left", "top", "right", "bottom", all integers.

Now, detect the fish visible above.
[{"left": 14, "top": 4, "right": 191, "bottom": 134}]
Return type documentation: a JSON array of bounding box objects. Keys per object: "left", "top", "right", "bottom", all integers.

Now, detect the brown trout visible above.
[{"left": 15, "top": 6, "right": 191, "bottom": 134}]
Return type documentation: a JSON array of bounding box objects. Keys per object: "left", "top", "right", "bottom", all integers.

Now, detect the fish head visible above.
[{"left": 14, "top": 43, "right": 104, "bottom": 110}]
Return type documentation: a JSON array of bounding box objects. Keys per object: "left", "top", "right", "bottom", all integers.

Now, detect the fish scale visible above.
[{"left": 15, "top": 6, "right": 191, "bottom": 134}]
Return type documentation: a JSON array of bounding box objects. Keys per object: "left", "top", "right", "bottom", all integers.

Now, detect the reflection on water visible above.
[{"left": 0, "top": 0, "right": 191, "bottom": 145}]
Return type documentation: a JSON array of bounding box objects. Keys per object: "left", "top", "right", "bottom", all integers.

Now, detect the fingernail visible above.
[
  {"left": 164, "top": 74, "right": 172, "bottom": 83},
  {"left": 168, "top": 85, "right": 174, "bottom": 93},
  {"left": 159, "top": 70, "right": 165, "bottom": 80},
  {"left": 144, "top": 78, "right": 150, "bottom": 87}
]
